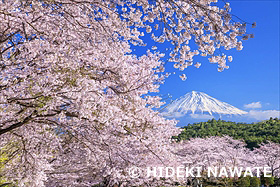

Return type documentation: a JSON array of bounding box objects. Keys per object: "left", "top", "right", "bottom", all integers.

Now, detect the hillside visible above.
[{"left": 174, "top": 118, "right": 280, "bottom": 149}]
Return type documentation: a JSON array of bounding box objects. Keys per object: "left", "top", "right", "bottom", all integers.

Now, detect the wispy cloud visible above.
[
  {"left": 246, "top": 110, "right": 280, "bottom": 120},
  {"left": 190, "top": 113, "right": 213, "bottom": 119},
  {"left": 244, "top": 101, "right": 262, "bottom": 109}
]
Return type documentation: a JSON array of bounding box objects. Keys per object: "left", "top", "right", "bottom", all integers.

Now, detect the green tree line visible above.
[{"left": 174, "top": 118, "right": 280, "bottom": 149}]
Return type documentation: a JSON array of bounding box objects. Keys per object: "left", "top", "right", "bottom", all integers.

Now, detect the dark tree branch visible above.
[{"left": 0, "top": 111, "right": 36, "bottom": 136}]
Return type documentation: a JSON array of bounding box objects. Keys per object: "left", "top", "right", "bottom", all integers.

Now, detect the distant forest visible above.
[{"left": 174, "top": 118, "right": 280, "bottom": 149}]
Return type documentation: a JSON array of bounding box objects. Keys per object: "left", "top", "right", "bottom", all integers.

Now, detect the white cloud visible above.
[
  {"left": 161, "top": 112, "right": 185, "bottom": 118},
  {"left": 190, "top": 113, "right": 213, "bottom": 119},
  {"left": 247, "top": 110, "right": 280, "bottom": 120},
  {"left": 244, "top": 101, "right": 262, "bottom": 109},
  {"left": 162, "top": 112, "right": 214, "bottom": 119}
]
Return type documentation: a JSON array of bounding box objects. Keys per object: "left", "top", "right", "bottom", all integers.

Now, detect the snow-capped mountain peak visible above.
[{"left": 163, "top": 91, "right": 247, "bottom": 117}]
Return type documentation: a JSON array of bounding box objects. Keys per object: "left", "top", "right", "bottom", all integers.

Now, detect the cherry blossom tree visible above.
[
  {"left": 0, "top": 0, "right": 255, "bottom": 186},
  {"left": 173, "top": 136, "right": 280, "bottom": 186},
  {"left": 254, "top": 142, "right": 280, "bottom": 178},
  {"left": 175, "top": 136, "right": 255, "bottom": 184},
  {"left": 176, "top": 136, "right": 254, "bottom": 168}
]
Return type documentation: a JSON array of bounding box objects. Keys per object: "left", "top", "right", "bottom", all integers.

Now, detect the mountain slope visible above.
[{"left": 163, "top": 91, "right": 247, "bottom": 116}]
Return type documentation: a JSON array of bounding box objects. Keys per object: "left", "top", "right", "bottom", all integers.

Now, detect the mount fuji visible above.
[{"left": 162, "top": 91, "right": 247, "bottom": 118}]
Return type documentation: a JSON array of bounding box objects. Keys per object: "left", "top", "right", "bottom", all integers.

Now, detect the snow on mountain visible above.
[{"left": 162, "top": 91, "right": 247, "bottom": 117}]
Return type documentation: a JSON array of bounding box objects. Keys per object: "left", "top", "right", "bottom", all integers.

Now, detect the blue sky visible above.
[{"left": 132, "top": 1, "right": 280, "bottom": 124}]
